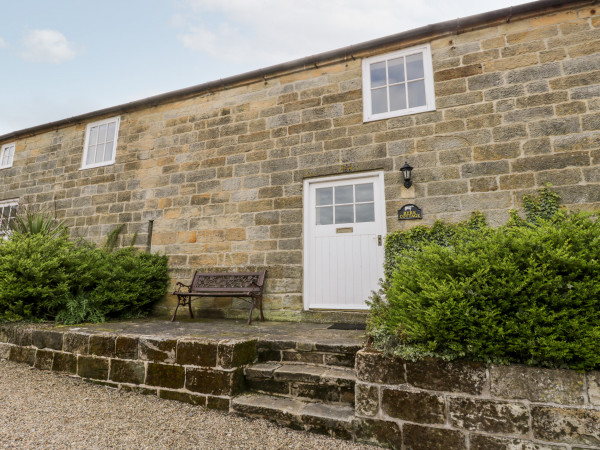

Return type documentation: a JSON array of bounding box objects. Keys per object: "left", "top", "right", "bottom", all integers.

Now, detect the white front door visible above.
[{"left": 303, "top": 172, "right": 386, "bottom": 310}]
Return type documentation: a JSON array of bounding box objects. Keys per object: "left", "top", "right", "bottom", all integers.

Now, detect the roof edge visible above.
[{"left": 0, "top": 0, "right": 590, "bottom": 142}]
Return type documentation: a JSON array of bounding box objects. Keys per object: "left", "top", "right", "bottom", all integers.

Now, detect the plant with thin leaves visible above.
[{"left": 9, "top": 207, "right": 66, "bottom": 238}]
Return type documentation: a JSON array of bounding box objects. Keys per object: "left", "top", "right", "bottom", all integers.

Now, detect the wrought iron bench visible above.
[{"left": 171, "top": 271, "right": 266, "bottom": 324}]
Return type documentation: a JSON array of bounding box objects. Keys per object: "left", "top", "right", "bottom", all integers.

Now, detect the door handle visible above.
[{"left": 377, "top": 235, "right": 382, "bottom": 246}]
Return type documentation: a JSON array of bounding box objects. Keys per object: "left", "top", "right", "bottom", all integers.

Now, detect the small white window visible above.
[
  {"left": 81, "top": 116, "right": 120, "bottom": 169},
  {"left": 0, "top": 199, "right": 18, "bottom": 237},
  {"left": 362, "top": 44, "right": 436, "bottom": 122},
  {"left": 0, "top": 142, "right": 15, "bottom": 169}
]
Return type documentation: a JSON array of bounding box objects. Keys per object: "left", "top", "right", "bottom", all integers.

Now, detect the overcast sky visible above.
[{"left": 0, "top": 0, "right": 530, "bottom": 136}]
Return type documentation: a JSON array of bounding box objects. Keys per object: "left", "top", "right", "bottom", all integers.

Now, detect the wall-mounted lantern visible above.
[{"left": 400, "top": 162, "right": 413, "bottom": 189}]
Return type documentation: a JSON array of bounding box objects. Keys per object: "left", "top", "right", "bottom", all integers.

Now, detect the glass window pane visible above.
[
  {"left": 406, "top": 52, "right": 424, "bottom": 80},
  {"left": 316, "top": 187, "right": 333, "bottom": 206},
  {"left": 97, "top": 124, "right": 108, "bottom": 144},
  {"left": 371, "top": 88, "right": 388, "bottom": 115},
  {"left": 89, "top": 126, "right": 99, "bottom": 145},
  {"left": 370, "top": 61, "right": 387, "bottom": 88},
  {"left": 94, "top": 144, "right": 105, "bottom": 163},
  {"left": 408, "top": 80, "right": 427, "bottom": 108},
  {"left": 107, "top": 122, "right": 116, "bottom": 141},
  {"left": 86, "top": 145, "right": 96, "bottom": 164},
  {"left": 355, "top": 183, "right": 374, "bottom": 202},
  {"left": 389, "top": 84, "right": 407, "bottom": 111},
  {"left": 356, "top": 203, "right": 375, "bottom": 223},
  {"left": 388, "top": 57, "right": 405, "bottom": 84},
  {"left": 335, "top": 205, "right": 354, "bottom": 224},
  {"left": 335, "top": 185, "right": 353, "bottom": 204},
  {"left": 1, "top": 151, "right": 7, "bottom": 166},
  {"left": 317, "top": 206, "right": 333, "bottom": 225},
  {"left": 104, "top": 141, "right": 114, "bottom": 162}
]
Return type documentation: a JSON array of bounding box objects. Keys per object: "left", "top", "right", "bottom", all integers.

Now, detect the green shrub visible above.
[{"left": 369, "top": 189, "right": 600, "bottom": 371}]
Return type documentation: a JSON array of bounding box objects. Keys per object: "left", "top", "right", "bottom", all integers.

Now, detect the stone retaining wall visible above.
[
  {"left": 354, "top": 349, "right": 600, "bottom": 449},
  {"left": 0, "top": 326, "right": 256, "bottom": 410}
]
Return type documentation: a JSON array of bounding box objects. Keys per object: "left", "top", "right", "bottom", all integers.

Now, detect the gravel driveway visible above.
[{"left": 0, "top": 360, "right": 373, "bottom": 449}]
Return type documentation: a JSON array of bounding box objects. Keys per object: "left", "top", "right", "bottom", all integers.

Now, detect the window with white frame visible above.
[
  {"left": 81, "top": 116, "right": 120, "bottom": 169},
  {"left": 0, "top": 142, "right": 15, "bottom": 169},
  {"left": 0, "top": 199, "right": 18, "bottom": 237},
  {"left": 362, "top": 44, "right": 436, "bottom": 122}
]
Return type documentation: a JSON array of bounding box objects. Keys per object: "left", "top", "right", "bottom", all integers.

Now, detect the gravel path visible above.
[{"left": 0, "top": 360, "right": 374, "bottom": 449}]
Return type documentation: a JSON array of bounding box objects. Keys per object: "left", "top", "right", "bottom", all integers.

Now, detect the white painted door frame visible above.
[{"left": 303, "top": 171, "right": 387, "bottom": 310}]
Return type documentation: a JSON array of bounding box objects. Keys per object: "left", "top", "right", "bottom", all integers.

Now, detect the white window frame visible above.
[
  {"left": 0, "top": 142, "right": 15, "bottom": 169},
  {"left": 81, "top": 116, "right": 120, "bottom": 170},
  {"left": 0, "top": 199, "right": 18, "bottom": 237},
  {"left": 362, "top": 44, "right": 436, "bottom": 122}
]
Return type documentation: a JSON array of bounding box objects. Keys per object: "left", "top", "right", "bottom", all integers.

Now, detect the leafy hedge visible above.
[
  {"left": 0, "top": 232, "right": 169, "bottom": 324},
  {"left": 369, "top": 188, "right": 600, "bottom": 370}
]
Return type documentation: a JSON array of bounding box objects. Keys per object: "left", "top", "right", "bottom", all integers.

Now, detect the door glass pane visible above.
[
  {"left": 389, "top": 84, "right": 407, "bottom": 111},
  {"left": 355, "top": 183, "right": 374, "bottom": 202},
  {"left": 104, "top": 141, "right": 114, "bottom": 162},
  {"left": 89, "top": 126, "right": 99, "bottom": 145},
  {"left": 335, "top": 185, "right": 353, "bottom": 204},
  {"left": 371, "top": 88, "right": 388, "bottom": 115},
  {"left": 406, "top": 52, "right": 424, "bottom": 80},
  {"left": 94, "top": 143, "right": 105, "bottom": 163},
  {"left": 387, "top": 57, "right": 405, "bottom": 84},
  {"left": 316, "top": 187, "right": 333, "bottom": 206},
  {"left": 335, "top": 205, "right": 354, "bottom": 224},
  {"left": 97, "top": 124, "right": 108, "bottom": 144},
  {"left": 316, "top": 206, "right": 333, "bottom": 225},
  {"left": 86, "top": 145, "right": 96, "bottom": 164},
  {"left": 370, "top": 62, "right": 387, "bottom": 88},
  {"left": 356, "top": 203, "right": 375, "bottom": 223},
  {"left": 407, "top": 80, "right": 426, "bottom": 108}
]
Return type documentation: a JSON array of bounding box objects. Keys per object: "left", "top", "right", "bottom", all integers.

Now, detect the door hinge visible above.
[{"left": 377, "top": 235, "right": 382, "bottom": 246}]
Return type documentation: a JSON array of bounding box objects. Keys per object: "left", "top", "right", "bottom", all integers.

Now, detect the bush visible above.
[
  {"left": 0, "top": 232, "right": 169, "bottom": 324},
  {"left": 369, "top": 188, "right": 600, "bottom": 371}
]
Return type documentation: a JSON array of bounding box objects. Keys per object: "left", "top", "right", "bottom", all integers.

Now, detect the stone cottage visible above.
[{"left": 1, "top": 0, "right": 598, "bottom": 322}]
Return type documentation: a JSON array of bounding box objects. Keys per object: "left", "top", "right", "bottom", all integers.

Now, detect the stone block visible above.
[
  {"left": 511, "top": 152, "right": 590, "bottom": 173},
  {"left": 34, "top": 349, "right": 54, "bottom": 370},
  {"left": 109, "top": 359, "right": 146, "bottom": 385},
  {"left": 355, "top": 350, "right": 405, "bottom": 384},
  {"left": 52, "top": 352, "right": 76, "bottom": 374},
  {"left": 532, "top": 406, "right": 600, "bottom": 446},
  {"left": 217, "top": 339, "right": 256, "bottom": 369},
  {"left": 139, "top": 337, "right": 177, "bottom": 363},
  {"left": 403, "top": 424, "right": 466, "bottom": 450},
  {"left": 529, "top": 118, "right": 581, "bottom": 137},
  {"left": 77, "top": 356, "right": 109, "bottom": 380},
  {"left": 353, "top": 418, "right": 402, "bottom": 449},
  {"left": 0, "top": 343, "right": 11, "bottom": 359},
  {"left": 461, "top": 161, "right": 509, "bottom": 178},
  {"left": 448, "top": 397, "right": 529, "bottom": 435},
  {"left": 470, "top": 177, "right": 498, "bottom": 192},
  {"left": 8, "top": 346, "right": 35, "bottom": 366},
  {"left": 246, "top": 378, "right": 289, "bottom": 395},
  {"left": 115, "top": 336, "right": 139, "bottom": 360},
  {"left": 381, "top": 388, "right": 445, "bottom": 424},
  {"left": 186, "top": 367, "right": 244, "bottom": 396},
  {"left": 435, "top": 64, "right": 482, "bottom": 82},
  {"left": 587, "top": 371, "right": 600, "bottom": 405},
  {"left": 405, "top": 358, "right": 487, "bottom": 395},
  {"left": 206, "top": 396, "right": 230, "bottom": 410},
  {"left": 63, "top": 332, "right": 89, "bottom": 355},
  {"left": 281, "top": 350, "right": 323, "bottom": 364},
  {"left": 470, "top": 434, "right": 566, "bottom": 450},
  {"left": 474, "top": 143, "right": 520, "bottom": 161},
  {"left": 10, "top": 328, "right": 32, "bottom": 346},
  {"left": 31, "top": 330, "right": 63, "bottom": 351},
  {"left": 89, "top": 335, "right": 115, "bottom": 358},
  {"left": 146, "top": 363, "right": 185, "bottom": 389},
  {"left": 158, "top": 390, "right": 207, "bottom": 406},
  {"left": 176, "top": 340, "right": 218, "bottom": 367}
]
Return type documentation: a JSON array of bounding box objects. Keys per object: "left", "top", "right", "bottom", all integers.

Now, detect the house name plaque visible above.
[{"left": 398, "top": 204, "right": 423, "bottom": 220}]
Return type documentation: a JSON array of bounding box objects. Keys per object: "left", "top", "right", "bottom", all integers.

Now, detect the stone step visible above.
[
  {"left": 231, "top": 393, "right": 355, "bottom": 440},
  {"left": 257, "top": 339, "right": 362, "bottom": 368},
  {"left": 244, "top": 362, "right": 356, "bottom": 404}
]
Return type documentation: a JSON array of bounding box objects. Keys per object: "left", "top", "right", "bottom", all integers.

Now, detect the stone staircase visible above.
[{"left": 231, "top": 339, "right": 362, "bottom": 439}]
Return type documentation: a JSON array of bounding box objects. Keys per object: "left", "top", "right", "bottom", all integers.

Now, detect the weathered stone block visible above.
[
  {"left": 403, "top": 424, "right": 466, "bottom": 450},
  {"left": 281, "top": 350, "right": 323, "bottom": 364},
  {"left": 146, "top": 363, "right": 185, "bottom": 389},
  {"left": 115, "top": 336, "right": 139, "bottom": 360},
  {"left": 89, "top": 335, "right": 116, "bottom": 358},
  {"left": 470, "top": 434, "right": 566, "bottom": 450},
  {"left": 532, "top": 406, "right": 600, "bottom": 446},
  {"left": 449, "top": 397, "right": 529, "bottom": 435},
  {"left": 158, "top": 389, "right": 207, "bottom": 406},
  {"left": 10, "top": 328, "right": 32, "bottom": 346},
  {"left": 32, "top": 330, "right": 63, "bottom": 351},
  {"left": 353, "top": 418, "right": 402, "bottom": 449},
  {"left": 206, "top": 396, "right": 230, "bottom": 410},
  {"left": 139, "top": 337, "right": 177, "bottom": 363},
  {"left": 63, "top": 332, "right": 89, "bottom": 355},
  {"left": 587, "top": 371, "right": 600, "bottom": 405},
  {"left": 34, "top": 349, "right": 54, "bottom": 370},
  {"left": 0, "top": 343, "right": 11, "bottom": 359},
  {"left": 77, "top": 356, "right": 109, "bottom": 380},
  {"left": 355, "top": 350, "right": 404, "bottom": 384},
  {"left": 8, "top": 346, "right": 35, "bottom": 366},
  {"left": 381, "top": 388, "right": 445, "bottom": 424},
  {"left": 109, "top": 359, "right": 146, "bottom": 384},
  {"left": 52, "top": 352, "right": 76, "bottom": 374},
  {"left": 246, "top": 377, "right": 289, "bottom": 395},
  {"left": 217, "top": 339, "right": 256, "bottom": 369},
  {"left": 511, "top": 152, "right": 590, "bottom": 172},
  {"left": 405, "top": 358, "right": 487, "bottom": 395},
  {"left": 186, "top": 367, "right": 244, "bottom": 395},
  {"left": 176, "top": 339, "right": 218, "bottom": 367}
]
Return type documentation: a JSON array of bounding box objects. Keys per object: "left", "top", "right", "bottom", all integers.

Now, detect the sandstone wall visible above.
[{"left": 0, "top": 2, "right": 598, "bottom": 318}]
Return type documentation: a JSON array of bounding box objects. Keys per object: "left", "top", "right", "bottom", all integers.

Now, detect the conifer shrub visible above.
[{"left": 369, "top": 188, "right": 600, "bottom": 370}]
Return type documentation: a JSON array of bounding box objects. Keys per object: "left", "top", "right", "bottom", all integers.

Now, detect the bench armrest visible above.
[{"left": 173, "top": 281, "right": 191, "bottom": 294}]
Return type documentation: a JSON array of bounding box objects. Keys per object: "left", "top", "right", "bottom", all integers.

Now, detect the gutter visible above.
[{"left": 0, "top": 0, "right": 592, "bottom": 142}]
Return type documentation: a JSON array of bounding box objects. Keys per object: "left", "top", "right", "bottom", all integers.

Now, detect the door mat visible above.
[{"left": 327, "top": 322, "right": 366, "bottom": 330}]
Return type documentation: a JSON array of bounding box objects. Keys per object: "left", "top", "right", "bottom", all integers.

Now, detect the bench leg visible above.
[
  {"left": 247, "top": 297, "right": 255, "bottom": 325},
  {"left": 171, "top": 299, "right": 181, "bottom": 322},
  {"left": 258, "top": 294, "right": 265, "bottom": 322},
  {"left": 188, "top": 297, "right": 194, "bottom": 319}
]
